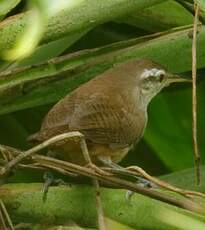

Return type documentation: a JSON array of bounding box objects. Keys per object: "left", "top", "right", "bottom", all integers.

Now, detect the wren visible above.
[{"left": 28, "top": 59, "right": 188, "bottom": 166}]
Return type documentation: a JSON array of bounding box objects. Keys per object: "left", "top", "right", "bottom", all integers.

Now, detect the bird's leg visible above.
[
  {"left": 42, "top": 171, "right": 67, "bottom": 202},
  {"left": 98, "top": 156, "right": 155, "bottom": 201},
  {"left": 42, "top": 171, "right": 54, "bottom": 202},
  {"left": 126, "top": 165, "right": 205, "bottom": 198},
  {"left": 0, "top": 134, "right": 106, "bottom": 229},
  {"left": 0, "top": 144, "right": 68, "bottom": 200},
  {"left": 98, "top": 156, "right": 154, "bottom": 188},
  {"left": 40, "top": 137, "right": 103, "bottom": 201},
  {"left": 41, "top": 150, "right": 74, "bottom": 200},
  {"left": 106, "top": 163, "right": 205, "bottom": 198},
  {"left": 99, "top": 156, "right": 205, "bottom": 199}
]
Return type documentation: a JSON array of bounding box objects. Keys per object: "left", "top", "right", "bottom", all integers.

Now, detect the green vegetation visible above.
[{"left": 0, "top": 0, "right": 205, "bottom": 229}]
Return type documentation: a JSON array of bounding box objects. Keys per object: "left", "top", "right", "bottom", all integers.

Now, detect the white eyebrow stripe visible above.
[
  {"left": 141, "top": 68, "right": 165, "bottom": 79},
  {"left": 155, "top": 69, "right": 165, "bottom": 76}
]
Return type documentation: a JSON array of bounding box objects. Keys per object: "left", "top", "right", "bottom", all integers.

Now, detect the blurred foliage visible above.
[
  {"left": 0, "top": 0, "right": 205, "bottom": 229},
  {"left": 1, "top": 167, "right": 205, "bottom": 230},
  {"left": 159, "top": 208, "right": 205, "bottom": 230},
  {"left": 0, "top": 0, "right": 21, "bottom": 19}
]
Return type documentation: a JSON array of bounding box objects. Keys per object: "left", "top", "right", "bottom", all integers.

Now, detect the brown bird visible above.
[{"left": 28, "top": 59, "right": 187, "bottom": 167}]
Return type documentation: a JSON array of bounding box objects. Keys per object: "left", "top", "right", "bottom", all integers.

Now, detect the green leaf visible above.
[
  {"left": 159, "top": 208, "right": 205, "bottom": 230},
  {"left": 0, "top": 25, "right": 205, "bottom": 115},
  {"left": 0, "top": 114, "right": 28, "bottom": 148},
  {"left": 0, "top": 0, "right": 21, "bottom": 18},
  {"left": 161, "top": 165, "right": 205, "bottom": 191},
  {"left": 1, "top": 167, "right": 205, "bottom": 230},
  {"left": 2, "top": 0, "right": 86, "bottom": 60},
  {"left": 144, "top": 77, "right": 205, "bottom": 170},
  {"left": 119, "top": 0, "right": 193, "bottom": 32},
  {"left": 17, "top": 28, "right": 90, "bottom": 66},
  {"left": 0, "top": 0, "right": 165, "bottom": 52}
]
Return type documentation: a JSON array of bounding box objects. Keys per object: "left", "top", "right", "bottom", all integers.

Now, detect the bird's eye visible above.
[{"left": 158, "top": 73, "right": 165, "bottom": 82}]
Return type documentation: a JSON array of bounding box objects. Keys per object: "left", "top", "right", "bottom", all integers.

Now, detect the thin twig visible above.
[
  {"left": 0, "top": 144, "right": 77, "bottom": 176},
  {"left": 0, "top": 132, "right": 84, "bottom": 175},
  {"left": 0, "top": 206, "right": 7, "bottom": 230},
  {"left": 0, "top": 138, "right": 106, "bottom": 230},
  {"left": 126, "top": 166, "right": 205, "bottom": 198},
  {"left": 102, "top": 165, "right": 205, "bottom": 198},
  {"left": 79, "top": 137, "right": 106, "bottom": 230},
  {"left": 0, "top": 143, "right": 204, "bottom": 213},
  {"left": 32, "top": 154, "right": 204, "bottom": 214},
  {"left": 40, "top": 164, "right": 78, "bottom": 177},
  {"left": 192, "top": 3, "right": 200, "bottom": 185},
  {"left": 1, "top": 132, "right": 205, "bottom": 199},
  {"left": 1, "top": 141, "right": 205, "bottom": 198},
  {"left": 93, "top": 179, "right": 106, "bottom": 230},
  {"left": 0, "top": 199, "right": 15, "bottom": 230}
]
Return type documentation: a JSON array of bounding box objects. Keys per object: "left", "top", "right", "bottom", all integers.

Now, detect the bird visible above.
[{"left": 28, "top": 59, "right": 188, "bottom": 167}]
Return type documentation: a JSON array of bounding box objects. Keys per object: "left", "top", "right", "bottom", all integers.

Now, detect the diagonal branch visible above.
[
  {"left": 32, "top": 154, "right": 204, "bottom": 214},
  {"left": 0, "top": 132, "right": 84, "bottom": 175},
  {"left": 0, "top": 199, "right": 14, "bottom": 230},
  {"left": 0, "top": 130, "right": 205, "bottom": 214}
]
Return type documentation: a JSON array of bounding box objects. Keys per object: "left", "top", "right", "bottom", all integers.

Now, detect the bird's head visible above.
[{"left": 131, "top": 59, "right": 190, "bottom": 105}]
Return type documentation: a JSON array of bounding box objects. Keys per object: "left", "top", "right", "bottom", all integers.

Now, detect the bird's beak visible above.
[{"left": 166, "top": 73, "right": 192, "bottom": 85}]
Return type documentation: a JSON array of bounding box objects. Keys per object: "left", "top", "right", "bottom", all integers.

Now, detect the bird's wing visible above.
[
  {"left": 30, "top": 93, "right": 77, "bottom": 141},
  {"left": 69, "top": 92, "right": 145, "bottom": 146},
  {"left": 32, "top": 87, "right": 145, "bottom": 146}
]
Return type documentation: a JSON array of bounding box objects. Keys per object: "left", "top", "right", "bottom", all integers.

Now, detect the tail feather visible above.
[{"left": 27, "top": 132, "right": 42, "bottom": 144}]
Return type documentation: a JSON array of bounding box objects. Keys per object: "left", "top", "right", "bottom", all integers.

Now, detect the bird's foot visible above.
[
  {"left": 92, "top": 157, "right": 205, "bottom": 199},
  {"left": 98, "top": 156, "right": 156, "bottom": 184},
  {"left": 97, "top": 156, "right": 158, "bottom": 200},
  {"left": 125, "top": 178, "right": 156, "bottom": 201},
  {"left": 42, "top": 171, "right": 66, "bottom": 201}
]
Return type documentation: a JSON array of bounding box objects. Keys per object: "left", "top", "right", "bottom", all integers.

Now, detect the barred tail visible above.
[{"left": 27, "top": 132, "right": 42, "bottom": 144}]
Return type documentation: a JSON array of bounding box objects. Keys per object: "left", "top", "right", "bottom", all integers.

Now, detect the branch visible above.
[
  {"left": 0, "top": 130, "right": 205, "bottom": 214},
  {"left": 192, "top": 2, "right": 200, "bottom": 184}
]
